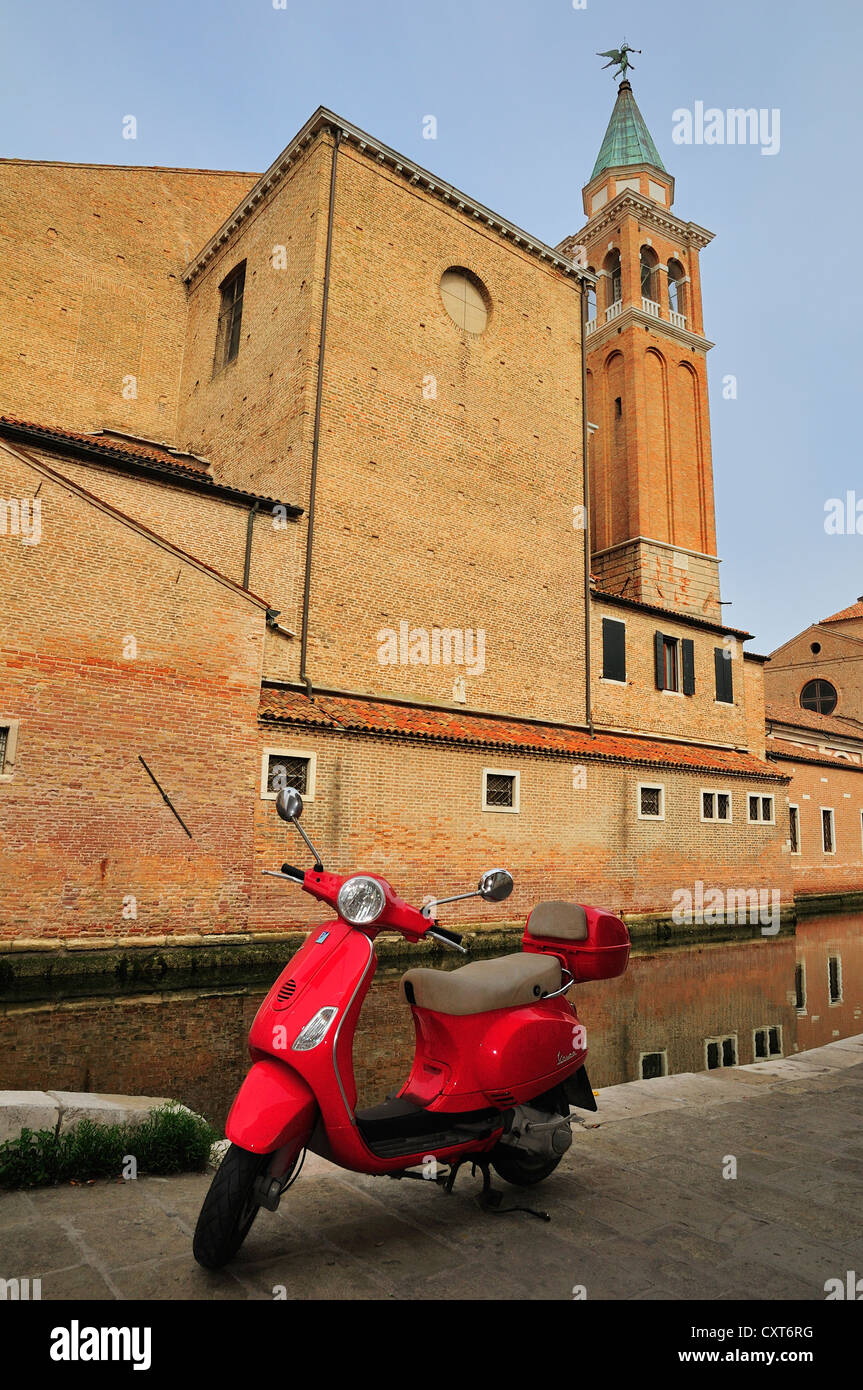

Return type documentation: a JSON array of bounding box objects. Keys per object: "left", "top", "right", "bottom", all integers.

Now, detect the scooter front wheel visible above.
[{"left": 193, "top": 1143, "right": 272, "bottom": 1269}]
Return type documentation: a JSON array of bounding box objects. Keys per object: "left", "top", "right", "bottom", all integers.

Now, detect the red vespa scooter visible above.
[{"left": 193, "top": 786, "right": 630, "bottom": 1268}]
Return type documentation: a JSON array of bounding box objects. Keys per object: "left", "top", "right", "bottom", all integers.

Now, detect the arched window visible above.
[
  {"left": 640, "top": 247, "right": 658, "bottom": 304},
  {"left": 667, "top": 259, "right": 686, "bottom": 320},
  {"left": 800, "top": 679, "right": 838, "bottom": 715},
  {"left": 603, "top": 250, "right": 621, "bottom": 307}
]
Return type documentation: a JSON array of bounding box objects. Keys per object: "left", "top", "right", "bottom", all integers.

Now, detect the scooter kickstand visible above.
[{"left": 471, "top": 1157, "right": 551, "bottom": 1222}]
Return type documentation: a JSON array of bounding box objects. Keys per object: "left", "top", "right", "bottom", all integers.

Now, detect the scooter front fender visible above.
[{"left": 226, "top": 1057, "right": 318, "bottom": 1154}]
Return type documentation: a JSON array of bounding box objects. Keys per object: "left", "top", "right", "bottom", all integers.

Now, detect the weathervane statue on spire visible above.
[{"left": 596, "top": 40, "right": 642, "bottom": 83}]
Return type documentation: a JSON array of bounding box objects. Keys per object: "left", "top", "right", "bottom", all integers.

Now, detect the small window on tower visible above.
[{"left": 614, "top": 396, "right": 622, "bottom": 417}]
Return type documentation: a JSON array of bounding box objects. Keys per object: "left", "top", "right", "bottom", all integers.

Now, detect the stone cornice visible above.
[
  {"left": 585, "top": 302, "right": 714, "bottom": 355},
  {"left": 183, "top": 107, "right": 595, "bottom": 288},
  {"left": 562, "top": 189, "right": 714, "bottom": 256}
]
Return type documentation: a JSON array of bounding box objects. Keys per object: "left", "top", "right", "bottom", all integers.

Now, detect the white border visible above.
[
  {"left": 482, "top": 767, "right": 520, "bottom": 814},
  {"left": 788, "top": 803, "right": 801, "bottom": 855},
  {"left": 821, "top": 806, "right": 836, "bottom": 855}
]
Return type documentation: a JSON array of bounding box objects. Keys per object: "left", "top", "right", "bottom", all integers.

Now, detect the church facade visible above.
[{"left": 0, "top": 81, "right": 829, "bottom": 953}]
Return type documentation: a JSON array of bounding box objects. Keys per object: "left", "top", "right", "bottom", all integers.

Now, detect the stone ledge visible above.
[{"left": 0, "top": 1089, "right": 183, "bottom": 1143}]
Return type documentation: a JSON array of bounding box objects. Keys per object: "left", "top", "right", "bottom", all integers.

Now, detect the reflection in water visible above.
[{"left": 1, "top": 915, "right": 860, "bottom": 1131}]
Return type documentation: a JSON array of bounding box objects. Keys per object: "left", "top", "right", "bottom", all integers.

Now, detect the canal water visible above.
[{"left": 1, "top": 914, "right": 860, "bottom": 1131}]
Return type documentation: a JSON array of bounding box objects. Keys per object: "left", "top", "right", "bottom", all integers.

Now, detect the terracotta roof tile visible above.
[
  {"left": 767, "top": 738, "right": 863, "bottom": 772},
  {"left": 821, "top": 599, "right": 863, "bottom": 624},
  {"left": 0, "top": 415, "right": 211, "bottom": 476},
  {"left": 765, "top": 701, "right": 863, "bottom": 741},
  {"left": 260, "top": 688, "right": 786, "bottom": 780}
]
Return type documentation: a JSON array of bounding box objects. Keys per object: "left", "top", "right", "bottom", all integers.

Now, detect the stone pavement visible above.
[{"left": 2, "top": 1036, "right": 862, "bottom": 1301}]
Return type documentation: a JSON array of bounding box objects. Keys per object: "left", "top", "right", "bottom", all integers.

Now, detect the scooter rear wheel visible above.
[
  {"left": 490, "top": 1146, "right": 562, "bottom": 1187},
  {"left": 193, "top": 1143, "right": 271, "bottom": 1269}
]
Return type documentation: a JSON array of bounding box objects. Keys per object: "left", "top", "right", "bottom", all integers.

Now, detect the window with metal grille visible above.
[
  {"left": 828, "top": 954, "right": 842, "bottom": 1004},
  {"left": 748, "top": 794, "right": 774, "bottom": 824},
  {"left": 702, "top": 790, "right": 731, "bottom": 822},
  {"left": 639, "top": 784, "right": 663, "bottom": 819},
  {"left": 266, "top": 755, "right": 310, "bottom": 796},
  {"left": 800, "top": 679, "right": 837, "bottom": 714},
  {"left": 484, "top": 772, "right": 515, "bottom": 809},
  {"left": 0, "top": 726, "right": 7, "bottom": 775},
  {"left": 789, "top": 805, "right": 800, "bottom": 854},
  {"left": 822, "top": 807, "right": 835, "bottom": 854},
  {"left": 215, "top": 262, "right": 246, "bottom": 369}
]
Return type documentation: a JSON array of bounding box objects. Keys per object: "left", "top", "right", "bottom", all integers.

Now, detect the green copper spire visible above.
[{"left": 590, "top": 80, "right": 667, "bottom": 179}]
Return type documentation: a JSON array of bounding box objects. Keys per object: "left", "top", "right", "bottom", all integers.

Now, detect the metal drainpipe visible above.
[
  {"left": 299, "top": 126, "right": 341, "bottom": 702},
  {"left": 580, "top": 279, "right": 594, "bottom": 735},
  {"left": 243, "top": 500, "right": 260, "bottom": 589}
]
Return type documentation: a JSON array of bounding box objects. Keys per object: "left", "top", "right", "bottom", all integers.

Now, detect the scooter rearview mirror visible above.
[
  {"left": 276, "top": 786, "right": 304, "bottom": 822},
  {"left": 478, "top": 868, "right": 514, "bottom": 902}
]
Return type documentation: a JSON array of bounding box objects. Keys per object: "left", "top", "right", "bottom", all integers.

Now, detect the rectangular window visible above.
[
  {"left": 640, "top": 1051, "right": 668, "bottom": 1080},
  {"left": 822, "top": 807, "right": 835, "bottom": 854},
  {"left": 828, "top": 954, "right": 842, "bottom": 1004},
  {"left": 260, "top": 749, "right": 316, "bottom": 801},
  {"left": 601, "top": 617, "right": 626, "bottom": 682},
  {"left": 654, "top": 632, "right": 694, "bottom": 694},
  {"left": 789, "top": 805, "right": 800, "bottom": 854},
  {"left": 701, "top": 789, "right": 732, "bottom": 823},
  {"left": 794, "top": 962, "right": 806, "bottom": 1010},
  {"left": 754, "top": 1026, "right": 782, "bottom": 1060},
  {"left": 483, "top": 769, "right": 520, "bottom": 813},
  {"left": 638, "top": 783, "right": 665, "bottom": 820},
  {"left": 0, "top": 719, "right": 19, "bottom": 781},
  {"left": 714, "top": 646, "right": 734, "bottom": 703},
  {"left": 215, "top": 261, "right": 246, "bottom": 370},
  {"left": 748, "top": 794, "right": 775, "bottom": 824},
  {"left": 706, "top": 1035, "right": 737, "bottom": 1070}
]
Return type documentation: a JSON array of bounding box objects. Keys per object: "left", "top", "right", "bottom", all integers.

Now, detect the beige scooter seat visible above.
[{"left": 402, "top": 952, "right": 561, "bottom": 1017}]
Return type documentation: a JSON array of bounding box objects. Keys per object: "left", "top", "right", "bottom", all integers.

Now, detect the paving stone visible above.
[{"left": 2, "top": 1039, "right": 861, "bottom": 1300}]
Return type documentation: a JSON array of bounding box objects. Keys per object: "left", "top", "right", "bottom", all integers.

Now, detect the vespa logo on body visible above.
[{"left": 558, "top": 1022, "right": 587, "bottom": 1066}]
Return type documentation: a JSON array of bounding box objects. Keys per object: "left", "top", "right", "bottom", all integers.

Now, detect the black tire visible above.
[
  {"left": 193, "top": 1144, "right": 271, "bottom": 1269},
  {"left": 490, "top": 1145, "right": 562, "bottom": 1187}
]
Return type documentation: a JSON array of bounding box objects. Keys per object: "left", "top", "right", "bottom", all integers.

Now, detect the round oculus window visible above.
[
  {"left": 440, "top": 268, "right": 489, "bottom": 334},
  {"left": 800, "top": 678, "right": 837, "bottom": 715}
]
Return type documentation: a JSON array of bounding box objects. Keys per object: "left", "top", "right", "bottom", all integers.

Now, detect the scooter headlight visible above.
[{"left": 337, "top": 875, "right": 386, "bottom": 925}]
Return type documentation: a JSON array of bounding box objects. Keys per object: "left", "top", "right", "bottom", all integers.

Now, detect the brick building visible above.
[
  {"left": 764, "top": 599, "right": 863, "bottom": 896},
  {"left": 0, "top": 81, "right": 807, "bottom": 952}
]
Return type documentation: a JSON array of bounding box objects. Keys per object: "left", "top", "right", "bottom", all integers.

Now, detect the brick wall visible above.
[
  {"left": 770, "top": 753, "right": 863, "bottom": 895},
  {"left": 252, "top": 723, "right": 792, "bottom": 932},
  {"left": 590, "top": 596, "right": 752, "bottom": 746},
  {"left": 0, "top": 160, "right": 256, "bottom": 440},
  {"left": 0, "top": 443, "right": 267, "bottom": 942}
]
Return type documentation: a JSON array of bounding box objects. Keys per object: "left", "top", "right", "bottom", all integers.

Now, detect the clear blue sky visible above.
[{"left": 2, "top": 0, "right": 860, "bottom": 652}]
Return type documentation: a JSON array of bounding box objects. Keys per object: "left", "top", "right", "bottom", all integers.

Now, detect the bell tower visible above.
[{"left": 559, "top": 76, "right": 720, "bottom": 620}]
